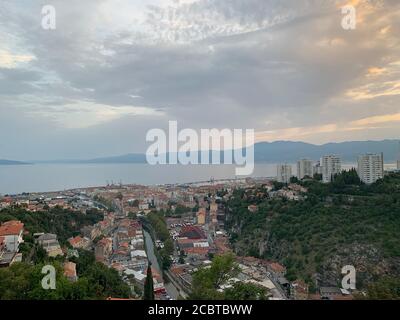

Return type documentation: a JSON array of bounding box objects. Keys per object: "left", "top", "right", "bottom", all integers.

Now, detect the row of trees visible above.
[
  {"left": 0, "top": 206, "right": 103, "bottom": 244},
  {"left": 146, "top": 211, "right": 174, "bottom": 270}
]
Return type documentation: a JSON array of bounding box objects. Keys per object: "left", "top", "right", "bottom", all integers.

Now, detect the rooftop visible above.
[{"left": 0, "top": 220, "right": 24, "bottom": 236}]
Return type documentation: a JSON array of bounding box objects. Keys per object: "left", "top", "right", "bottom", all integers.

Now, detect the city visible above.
[
  {"left": 1, "top": 0, "right": 400, "bottom": 314},
  {"left": 2, "top": 147, "right": 399, "bottom": 300}
]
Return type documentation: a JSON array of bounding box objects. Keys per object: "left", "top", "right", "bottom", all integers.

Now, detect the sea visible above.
[{"left": 0, "top": 163, "right": 397, "bottom": 195}]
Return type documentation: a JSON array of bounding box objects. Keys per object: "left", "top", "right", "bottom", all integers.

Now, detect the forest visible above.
[{"left": 226, "top": 171, "right": 400, "bottom": 296}]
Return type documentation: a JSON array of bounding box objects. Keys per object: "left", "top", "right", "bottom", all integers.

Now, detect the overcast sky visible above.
[{"left": 0, "top": 0, "right": 399, "bottom": 160}]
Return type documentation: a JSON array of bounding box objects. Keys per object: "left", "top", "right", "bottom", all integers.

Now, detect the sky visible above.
[{"left": 0, "top": 0, "right": 399, "bottom": 160}]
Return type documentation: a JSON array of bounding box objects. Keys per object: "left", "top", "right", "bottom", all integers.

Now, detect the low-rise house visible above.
[
  {"left": 37, "top": 233, "right": 63, "bottom": 257},
  {"left": 63, "top": 262, "right": 78, "bottom": 282},
  {"left": 68, "top": 235, "right": 91, "bottom": 250},
  {"left": 0, "top": 220, "right": 24, "bottom": 252},
  {"left": 81, "top": 225, "right": 102, "bottom": 241},
  {"left": 319, "top": 287, "right": 353, "bottom": 300},
  {"left": 95, "top": 237, "right": 112, "bottom": 263},
  {"left": 0, "top": 251, "right": 22, "bottom": 267}
]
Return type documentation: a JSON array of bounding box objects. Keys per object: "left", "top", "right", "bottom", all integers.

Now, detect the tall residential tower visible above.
[
  {"left": 321, "top": 155, "right": 341, "bottom": 183},
  {"left": 357, "top": 153, "right": 384, "bottom": 184},
  {"left": 277, "top": 164, "right": 292, "bottom": 184},
  {"left": 297, "top": 159, "right": 313, "bottom": 180}
]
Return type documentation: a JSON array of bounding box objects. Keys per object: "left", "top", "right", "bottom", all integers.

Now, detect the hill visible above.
[
  {"left": 0, "top": 159, "right": 30, "bottom": 165},
  {"left": 225, "top": 171, "right": 400, "bottom": 292},
  {"left": 31, "top": 139, "right": 400, "bottom": 164}
]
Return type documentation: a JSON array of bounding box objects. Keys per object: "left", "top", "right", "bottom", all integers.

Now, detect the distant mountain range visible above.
[
  {"left": 0, "top": 159, "right": 30, "bottom": 165},
  {"left": 253, "top": 139, "right": 400, "bottom": 163},
  {"left": 32, "top": 153, "right": 146, "bottom": 164},
  {"left": 2, "top": 139, "right": 399, "bottom": 165}
]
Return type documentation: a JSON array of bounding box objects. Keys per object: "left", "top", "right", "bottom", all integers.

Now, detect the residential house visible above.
[
  {"left": 95, "top": 237, "right": 113, "bottom": 263},
  {"left": 0, "top": 220, "right": 24, "bottom": 252},
  {"left": 37, "top": 233, "right": 64, "bottom": 257},
  {"left": 64, "top": 262, "right": 78, "bottom": 282}
]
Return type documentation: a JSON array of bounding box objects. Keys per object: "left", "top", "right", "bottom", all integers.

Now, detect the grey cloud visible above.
[{"left": 0, "top": 0, "right": 399, "bottom": 159}]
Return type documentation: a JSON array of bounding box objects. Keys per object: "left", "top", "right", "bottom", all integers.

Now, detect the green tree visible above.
[
  {"left": 190, "top": 253, "right": 239, "bottom": 300},
  {"left": 224, "top": 282, "right": 268, "bottom": 300},
  {"left": 143, "top": 263, "right": 154, "bottom": 300}
]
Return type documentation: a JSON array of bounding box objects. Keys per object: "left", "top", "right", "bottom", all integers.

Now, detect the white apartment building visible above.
[
  {"left": 357, "top": 153, "right": 384, "bottom": 184},
  {"left": 297, "top": 159, "right": 313, "bottom": 180},
  {"left": 321, "top": 155, "right": 341, "bottom": 183},
  {"left": 277, "top": 164, "right": 292, "bottom": 184}
]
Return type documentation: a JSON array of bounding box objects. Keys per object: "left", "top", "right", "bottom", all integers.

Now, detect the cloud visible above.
[
  {"left": 26, "top": 101, "right": 165, "bottom": 129},
  {"left": 350, "top": 112, "right": 400, "bottom": 126},
  {"left": 0, "top": 50, "right": 36, "bottom": 68},
  {"left": 0, "top": 0, "right": 399, "bottom": 159}
]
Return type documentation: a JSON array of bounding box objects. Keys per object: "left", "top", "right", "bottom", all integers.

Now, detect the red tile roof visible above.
[
  {"left": 68, "top": 236, "right": 83, "bottom": 246},
  {"left": 0, "top": 221, "right": 24, "bottom": 236}
]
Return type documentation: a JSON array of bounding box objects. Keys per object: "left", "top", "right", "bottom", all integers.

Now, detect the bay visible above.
[{"left": 0, "top": 163, "right": 396, "bottom": 195}]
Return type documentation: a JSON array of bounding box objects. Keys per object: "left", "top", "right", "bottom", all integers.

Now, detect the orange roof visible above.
[
  {"left": 268, "top": 262, "right": 286, "bottom": 273},
  {"left": 0, "top": 220, "right": 24, "bottom": 236},
  {"left": 68, "top": 236, "right": 83, "bottom": 246}
]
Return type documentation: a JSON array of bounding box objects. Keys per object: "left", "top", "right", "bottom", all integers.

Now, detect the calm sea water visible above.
[{"left": 0, "top": 163, "right": 395, "bottom": 195}]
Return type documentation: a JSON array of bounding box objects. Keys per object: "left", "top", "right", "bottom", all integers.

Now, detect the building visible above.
[
  {"left": 321, "top": 155, "right": 341, "bottom": 183},
  {"left": 95, "top": 237, "right": 113, "bottom": 263},
  {"left": 297, "top": 159, "right": 313, "bottom": 180},
  {"left": 36, "top": 233, "right": 63, "bottom": 257},
  {"left": 63, "top": 262, "right": 78, "bottom": 282},
  {"left": 0, "top": 220, "right": 24, "bottom": 252},
  {"left": 320, "top": 287, "right": 344, "bottom": 300},
  {"left": 68, "top": 235, "right": 91, "bottom": 250},
  {"left": 196, "top": 208, "right": 206, "bottom": 225},
  {"left": 179, "top": 226, "right": 206, "bottom": 240},
  {"left": 357, "top": 153, "right": 384, "bottom": 184},
  {"left": 277, "top": 164, "right": 292, "bottom": 184}
]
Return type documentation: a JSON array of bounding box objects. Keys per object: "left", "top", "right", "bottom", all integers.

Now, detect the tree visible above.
[
  {"left": 361, "top": 277, "right": 400, "bottom": 300},
  {"left": 143, "top": 263, "right": 154, "bottom": 300},
  {"left": 190, "top": 253, "right": 239, "bottom": 300},
  {"left": 224, "top": 282, "right": 268, "bottom": 300},
  {"left": 290, "top": 176, "right": 299, "bottom": 184}
]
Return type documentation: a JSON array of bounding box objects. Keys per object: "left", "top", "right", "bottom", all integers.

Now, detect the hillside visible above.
[
  {"left": 0, "top": 159, "right": 30, "bottom": 165},
  {"left": 225, "top": 172, "right": 400, "bottom": 292}
]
